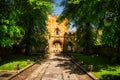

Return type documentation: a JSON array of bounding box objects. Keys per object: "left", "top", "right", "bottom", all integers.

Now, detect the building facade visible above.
[{"left": 46, "top": 15, "right": 69, "bottom": 53}]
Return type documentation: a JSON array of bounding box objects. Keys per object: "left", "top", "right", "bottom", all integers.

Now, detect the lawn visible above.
[
  {"left": 0, "top": 54, "right": 44, "bottom": 70},
  {"left": 69, "top": 53, "right": 120, "bottom": 80}
]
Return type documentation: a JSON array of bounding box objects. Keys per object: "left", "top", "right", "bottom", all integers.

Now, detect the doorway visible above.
[{"left": 53, "top": 41, "right": 62, "bottom": 53}]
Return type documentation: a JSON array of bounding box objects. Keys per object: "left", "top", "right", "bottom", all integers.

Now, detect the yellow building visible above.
[{"left": 46, "top": 15, "right": 68, "bottom": 53}]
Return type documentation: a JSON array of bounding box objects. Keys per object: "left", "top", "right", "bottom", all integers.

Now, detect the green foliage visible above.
[
  {"left": 0, "top": 0, "right": 52, "bottom": 54},
  {"left": 0, "top": 0, "right": 25, "bottom": 47},
  {"left": 59, "top": 0, "right": 120, "bottom": 48},
  {"left": 0, "top": 54, "right": 43, "bottom": 70},
  {"left": 0, "top": 25, "right": 24, "bottom": 47},
  {"left": 15, "top": 0, "right": 52, "bottom": 54},
  {"left": 101, "top": 25, "right": 118, "bottom": 47},
  {"left": 70, "top": 53, "right": 120, "bottom": 79},
  {"left": 76, "top": 24, "right": 97, "bottom": 48}
]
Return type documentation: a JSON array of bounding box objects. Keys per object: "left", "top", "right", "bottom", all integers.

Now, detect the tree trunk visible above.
[{"left": 25, "top": 28, "right": 32, "bottom": 55}]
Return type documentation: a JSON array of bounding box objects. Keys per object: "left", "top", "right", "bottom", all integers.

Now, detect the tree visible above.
[
  {"left": 59, "top": 0, "right": 120, "bottom": 51},
  {"left": 0, "top": 0, "right": 24, "bottom": 47},
  {"left": 14, "top": 0, "right": 52, "bottom": 54},
  {"left": 0, "top": 0, "right": 52, "bottom": 54}
]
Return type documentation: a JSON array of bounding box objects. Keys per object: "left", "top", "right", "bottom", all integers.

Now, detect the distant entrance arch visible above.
[
  {"left": 53, "top": 40, "right": 62, "bottom": 53},
  {"left": 46, "top": 15, "right": 69, "bottom": 53}
]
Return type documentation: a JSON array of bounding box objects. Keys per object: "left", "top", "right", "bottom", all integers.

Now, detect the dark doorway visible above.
[{"left": 53, "top": 41, "right": 62, "bottom": 53}]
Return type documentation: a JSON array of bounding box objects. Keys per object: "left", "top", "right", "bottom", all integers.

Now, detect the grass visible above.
[
  {"left": 0, "top": 54, "right": 44, "bottom": 70},
  {"left": 0, "top": 61, "right": 27, "bottom": 70},
  {"left": 69, "top": 53, "right": 120, "bottom": 80}
]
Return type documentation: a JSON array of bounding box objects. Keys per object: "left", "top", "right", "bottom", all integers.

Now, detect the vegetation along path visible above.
[{"left": 9, "top": 52, "right": 93, "bottom": 80}]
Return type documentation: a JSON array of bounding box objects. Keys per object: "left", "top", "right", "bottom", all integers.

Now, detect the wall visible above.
[{"left": 46, "top": 15, "right": 68, "bottom": 53}]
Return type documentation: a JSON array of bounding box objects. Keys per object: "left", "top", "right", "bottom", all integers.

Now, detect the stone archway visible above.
[
  {"left": 67, "top": 42, "right": 73, "bottom": 52},
  {"left": 52, "top": 40, "right": 62, "bottom": 53},
  {"left": 46, "top": 15, "right": 69, "bottom": 53}
]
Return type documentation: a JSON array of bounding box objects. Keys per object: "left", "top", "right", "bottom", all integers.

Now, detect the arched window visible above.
[{"left": 56, "top": 28, "right": 59, "bottom": 35}]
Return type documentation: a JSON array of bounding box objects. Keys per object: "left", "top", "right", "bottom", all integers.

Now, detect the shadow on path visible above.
[{"left": 50, "top": 53, "right": 88, "bottom": 75}]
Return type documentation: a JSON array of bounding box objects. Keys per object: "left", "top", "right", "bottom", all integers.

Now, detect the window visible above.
[{"left": 56, "top": 28, "right": 59, "bottom": 35}]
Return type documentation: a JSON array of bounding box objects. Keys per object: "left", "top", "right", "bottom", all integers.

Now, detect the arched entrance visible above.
[
  {"left": 66, "top": 41, "right": 74, "bottom": 52},
  {"left": 53, "top": 40, "right": 62, "bottom": 53}
]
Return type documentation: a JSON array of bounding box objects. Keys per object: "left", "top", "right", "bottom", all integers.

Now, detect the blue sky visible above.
[
  {"left": 52, "top": 0, "right": 76, "bottom": 31},
  {"left": 52, "top": 0, "right": 64, "bottom": 15}
]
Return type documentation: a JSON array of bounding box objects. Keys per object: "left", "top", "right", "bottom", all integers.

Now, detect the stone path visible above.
[{"left": 24, "top": 53, "right": 92, "bottom": 80}]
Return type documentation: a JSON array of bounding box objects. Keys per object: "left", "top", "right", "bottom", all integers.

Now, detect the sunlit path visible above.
[{"left": 25, "top": 52, "right": 92, "bottom": 80}]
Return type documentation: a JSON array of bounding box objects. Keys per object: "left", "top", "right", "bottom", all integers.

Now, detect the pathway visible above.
[{"left": 25, "top": 52, "right": 92, "bottom": 80}]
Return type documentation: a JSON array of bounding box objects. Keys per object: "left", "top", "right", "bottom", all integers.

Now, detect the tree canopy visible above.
[
  {"left": 0, "top": 0, "right": 52, "bottom": 54},
  {"left": 59, "top": 0, "right": 120, "bottom": 48}
]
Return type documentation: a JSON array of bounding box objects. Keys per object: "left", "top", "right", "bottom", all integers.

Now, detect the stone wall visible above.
[
  {"left": 0, "top": 46, "right": 13, "bottom": 56},
  {"left": 81, "top": 45, "right": 118, "bottom": 56},
  {"left": 46, "top": 15, "right": 68, "bottom": 53}
]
